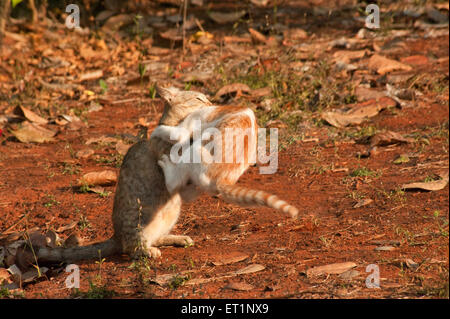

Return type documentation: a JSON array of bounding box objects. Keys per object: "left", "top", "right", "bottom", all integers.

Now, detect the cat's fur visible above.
[
  {"left": 152, "top": 86, "right": 299, "bottom": 218},
  {"left": 37, "top": 89, "right": 212, "bottom": 263}
]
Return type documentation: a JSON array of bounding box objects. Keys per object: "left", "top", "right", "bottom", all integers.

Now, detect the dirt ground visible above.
[{"left": 0, "top": 0, "right": 448, "bottom": 299}]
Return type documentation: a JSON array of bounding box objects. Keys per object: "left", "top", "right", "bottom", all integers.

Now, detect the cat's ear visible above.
[{"left": 156, "top": 85, "right": 180, "bottom": 103}]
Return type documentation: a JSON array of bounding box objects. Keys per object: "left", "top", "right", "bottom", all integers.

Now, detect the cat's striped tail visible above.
[{"left": 217, "top": 185, "right": 299, "bottom": 218}]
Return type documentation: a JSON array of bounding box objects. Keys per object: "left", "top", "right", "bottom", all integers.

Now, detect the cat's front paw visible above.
[
  {"left": 147, "top": 247, "right": 162, "bottom": 258},
  {"left": 157, "top": 154, "right": 172, "bottom": 169}
]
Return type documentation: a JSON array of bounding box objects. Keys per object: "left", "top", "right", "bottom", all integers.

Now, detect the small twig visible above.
[
  {"left": 2, "top": 212, "right": 31, "bottom": 234},
  {"left": 182, "top": 0, "right": 188, "bottom": 57},
  {"left": 194, "top": 18, "right": 205, "bottom": 33}
]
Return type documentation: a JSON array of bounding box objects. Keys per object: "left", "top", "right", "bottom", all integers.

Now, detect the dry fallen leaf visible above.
[
  {"left": 306, "top": 262, "right": 357, "bottom": 277},
  {"left": 333, "top": 50, "right": 367, "bottom": 63},
  {"left": 101, "top": 14, "right": 134, "bottom": 31},
  {"left": 233, "top": 264, "right": 265, "bottom": 275},
  {"left": 402, "top": 172, "right": 449, "bottom": 191},
  {"left": 283, "top": 28, "right": 308, "bottom": 41},
  {"left": 248, "top": 28, "right": 267, "bottom": 43},
  {"left": 85, "top": 135, "right": 120, "bottom": 145},
  {"left": 181, "top": 70, "right": 214, "bottom": 84},
  {"left": 321, "top": 97, "right": 397, "bottom": 128},
  {"left": 353, "top": 198, "right": 373, "bottom": 208},
  {"left": 78, "top": 170, "right": 117, "bottom": 186},
  {"left": 214, "top": 83, "right": 251, "bottom": 100},
  {"left": 374, "top": 246, "right": 396, "bottom": 251},
  {"left": 55, "top": 221, "right": 78, "bottom": 233},
  {"left": 185, "top": 264, "right": 266, "bottom": 286},
  {"left": 370, "top": 131, "right": 414, "bottom": 147},
  {"left": 13, "top": 106, "right": 48, "bottom": 125},
  {"left": 368, "top": 54, "right": 413, "bottom": 75},
  {"left": 251, "top": 87, "right": 272, "bottom": 99},
  {"left": 208, "top": 10, "right": 246, "bottom": 24},
  {"left": 355, "top": 87, "right": 387, "bottom": 102},
  {"left": 405, "top": 258, "right": 419, "bottom": 270},
  {"left": 212, "top": 253, "right": 249, "bottom": 266},
  {"left": 0, "top": 268, "right": 12, "bottom": 285},
  {"left": 79, "top": 70, "right": 104, "bottom": 82},
  {"left": 159, "top": 29, "right": 183, "bottom": 41},
  {"left": 10, "top": 122, "right": 56, "bottom": 143},
  {"left": 76, "top": 148, "right": 95, "bottom": 159},
  {"left": 224, "top": 282, "right": 255, "bottom": 291},
  {"left": 151, "top": 271, "right": 192, "bottom": 286},
  {"left": 339, "top": 269, "right": 360, "bottom": 280},
  {"left": 250, "top": 0, "right": 269, "bottom": 6}
]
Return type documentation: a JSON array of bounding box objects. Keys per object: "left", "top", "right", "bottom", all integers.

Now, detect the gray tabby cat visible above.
[{"left": 37, "top": 87, "right": 211, "bottom": 262}]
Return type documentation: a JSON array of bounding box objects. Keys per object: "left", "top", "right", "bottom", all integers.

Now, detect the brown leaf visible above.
[
  {"left": 353, "top": 198, "right": 373, "bottom": 208},
  {"left": 333, "top": 50, "right": 367, "bottom": 63},
  {"left": 223, "top": 36, "right": 252, "bottom": 44},
  {"left": 355, "top": 87, "right": 387, "bottom": 102},
  {"left": 283, "top": 28, "right": 308, "bottom": 41},
  {"left": 151, "top": 271, "right": 192, "bottom": 286},
  {"left": 55, "top": 221, "right": 78, "bottom": 233},
  {"left": 265, "top": 119, "right": 287, "bottom": 128},
  {"left": 251, "top": 87, "right": 272, "bottom": 99},
  {"left": 250, "top": 0, "right": 269, "bottom": 6},
  {"left": 0, "top": 268, "right": 12, "bottom": 285},
  {"left": 321, "top": 97, "right": 397, "bottom": 128},
  {"left": 75, "top": 148, "right": 95, "bottom": 159},
  {"left": 306, "top": 262, "right": 357, "bottom": 277},
  {"left": 85, "top": 135, "right": 120, "bottom": 145},
  {"left": 102, "top": 14, "right": 133, "bottom": 31},
  {"left": 402, "top": 172, "right": 449, "bottom": 192},
  {"left": 10, "top": 122, "right": 56, "bottom": 143},
  {"left": 374, "top": 246, "right": 396, "bottom": 251},
  {"left": 159, "top": 29, "right": 183, "bottom": 41},
  {"left": 233, "top": 264, "right": 265, "bottom": 275},
  {"left": 13, "top": 106, "right": 48, "bottom": 125},
  {"left": 79, "top": 70, "right": 104, "bottom": 82},
  {"left": 405, "top": 258, "right": 419, "bottom": 270},
  {"left": 212, "top": 253, "right": 249, "bottom": 266},
  {"left": 224, "top": 282, "right": 255, "bottom": 291},
  {"left": 78, "top": 170, "right": 117, "bottom": 186},
  {"left": 248, "top": 28, "right": 267, "bottom": 43},
  {"left": 208, "top": 10, "right": 246, "bottom": 24},
  {"left": 214, "top": 83, "right": 251, "bottom": 100},
  {"left": 400, "top": 55, "right": 429, "bottom": 66},
  {"left": 368, "top": 54, "right": 413, "bottom": 75},
  {"left": 370, "top": 239, "right": 401, "bottom": 246},
  {"left": 370, "top": 131, "right": 414, "bottom": 147},
  {"left": 181, "top": 70, "right": 214, "bottom": 83},
  {"left": 339, "top": 269, "right": 360, "bottom": 280}
]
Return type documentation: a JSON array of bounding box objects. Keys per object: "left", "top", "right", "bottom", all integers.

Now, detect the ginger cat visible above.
[{"left": 152, "top": 86, "right": 299, "bottom": 218}]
